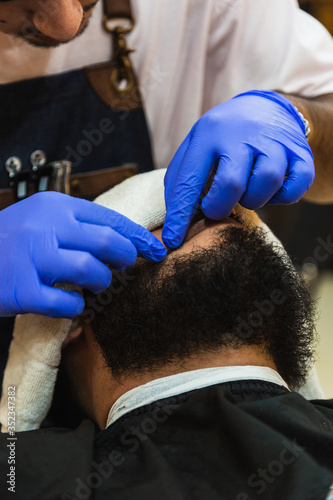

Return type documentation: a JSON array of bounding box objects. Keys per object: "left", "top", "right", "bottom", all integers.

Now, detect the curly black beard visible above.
[{"left": 84, "top": 225, "right": 317, "bottom": 390}]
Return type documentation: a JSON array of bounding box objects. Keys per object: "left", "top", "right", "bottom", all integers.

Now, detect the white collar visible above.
[{"left": 105, "top": 365, "right": 289, "bottom": 428}]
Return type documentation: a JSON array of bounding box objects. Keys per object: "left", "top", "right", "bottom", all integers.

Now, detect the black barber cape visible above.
[{"left": 0, "top": 381, "right": 333, "bottom": 500}]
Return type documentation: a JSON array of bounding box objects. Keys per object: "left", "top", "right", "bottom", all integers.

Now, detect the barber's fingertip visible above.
[
  {"left": 201, "top": 196, "right": 215, "bottom": 218},
  {"left": 162, "top": 229, "right": 183, "bottom": 249},
  {"left": 111, "top": 241, "right": 137, "bottom": 269},
  {"left": 114, "top": 265, "right": 126, "bottom": 271},
  {"left": 201, "top": 191, "right": 213, "bottom": 209},
  {"left": 88, "top": 271, "right": 112, "bottom": 294},
  {"left": 150, "top": 245, "right": 167, "bottom": 261},
  {"left": 267, "top": 197, "right": 282, "bottom": 206},
  {"left": 201, "top": 189, "right": 219, "bottom": 213},
  {"left": 200, "top": 202, "right": 212, "bottom": 220},
  {"left": 124, "top": 246, "right": 138, "bottom": 267},
  {"left": 138, "top": 243, "right": 167, "bottom": 262},
  {"left": 200, "top": 199, "right": 213, "bottom": 218},
  {"left": 151, "top": 236, "right": 167, "bottom": 254},
  {"left": 163, "top": 238, "right": 177, "bottom": 249},
  {"left": 201, "top": 198, "right": 230, "bottom": 221},
  {"left": 64, "top": 292, "right": 85, "bottom": 318}
]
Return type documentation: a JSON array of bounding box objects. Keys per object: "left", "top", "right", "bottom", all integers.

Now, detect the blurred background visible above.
[
  {"left": 259, "top": 0, "right": 333, "bottom": 397},
  {"left": 300, "top": 0, "right": 333, "bottom": 33}
]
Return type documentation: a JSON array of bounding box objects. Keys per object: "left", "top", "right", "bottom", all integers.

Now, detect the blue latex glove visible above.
[
  {"left": 0, "top": 192, "right": 166, "bottom": 318},
  {"left": 163, "top": 90, "right": 314, "bottom": 248}
]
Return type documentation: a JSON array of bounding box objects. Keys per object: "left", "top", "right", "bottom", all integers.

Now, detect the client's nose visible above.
[{"left": 32, "top": 0, "right": 83, "bottom": 41}]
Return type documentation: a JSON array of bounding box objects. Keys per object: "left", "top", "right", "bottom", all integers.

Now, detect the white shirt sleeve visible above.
[{"left": 203, "top": 0, "right": 333, "bottom": 113}]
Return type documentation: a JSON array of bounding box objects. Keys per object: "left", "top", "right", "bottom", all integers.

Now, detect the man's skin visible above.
[
  {"left": 0, "top": 0, "right": 96, "bottom": 46},
  {"left": 0, "top": 1, "right": 332, "bottom": 203},
  {"left": 280, "top": 91, "right": 333, "bottom": 203},
  {"left": 62, "top": 207, "right": 277, "bottom": 431}
]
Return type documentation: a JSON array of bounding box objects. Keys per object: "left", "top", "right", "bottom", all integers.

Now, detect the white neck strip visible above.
[{"left": 105, "top": 366, "right": 289, "bottom": 428}]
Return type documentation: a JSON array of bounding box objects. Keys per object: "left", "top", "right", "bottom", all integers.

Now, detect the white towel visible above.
[
  {"left": 0, "top": 170, "right": 167, "bottom": 431},
  {"left": 94, "top": 168, "right": 166, "bottom": 229},
  {"left": 0, "top": 314, "right": 72, "bottom": 431},
  {"left": 0, "top": 169, "right": 325, "bottom": 432}
]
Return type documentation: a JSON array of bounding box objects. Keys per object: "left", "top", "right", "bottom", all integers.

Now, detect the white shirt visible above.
[
  {"left": 1, "top": 0, "right": 333, "bottom": 170},
  {"left": 106, "top": 365, "right": 290, "bottom": 428}
]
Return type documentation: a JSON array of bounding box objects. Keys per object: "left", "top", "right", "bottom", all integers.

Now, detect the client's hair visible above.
[{"left": 84, "top": 226, "right": 316, "bottom": 389}]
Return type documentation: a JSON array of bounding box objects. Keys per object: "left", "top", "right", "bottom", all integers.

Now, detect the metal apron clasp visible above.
[
  {"left": 103, "top": 15, "right": 136, "bottom": 95},
  {"left": 5, "top": 150, "right": 72, "bottom": 201},
  {"left": 31, "top": 151, "right": 72, "bottom": 195},
  {"left": 50, "top": 160, "right": 72, "bottom": 195},
  {"left": 5, "top": 156, "right": 30, "bottom": 202}
]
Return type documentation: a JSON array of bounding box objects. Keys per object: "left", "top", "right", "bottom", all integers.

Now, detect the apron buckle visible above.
[
  {"left": 105, "top": 21, "right": 136, "bottom": 95},
  {"left": 5, "top": 156, "right": 30, "bottom": 202},
  {"left": 50, "top": 160, "right": 72, "bottom": 195}
]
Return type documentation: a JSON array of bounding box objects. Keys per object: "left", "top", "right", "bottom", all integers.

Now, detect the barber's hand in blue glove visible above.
[
  {"left": 0, "top": 192, "right": 166, "bottom": 318},
  {"left": 163, "top": 90, "right": 314, "bottom": 248}
]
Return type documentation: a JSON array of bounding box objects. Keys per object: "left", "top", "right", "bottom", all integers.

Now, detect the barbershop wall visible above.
[{"left": 260, "top": 1, "right": 333, "bottom": 397}]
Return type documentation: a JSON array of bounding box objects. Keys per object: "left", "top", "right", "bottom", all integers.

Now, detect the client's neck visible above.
[{"left": 90, "top": 344, "right": 276, "bottom": 430}]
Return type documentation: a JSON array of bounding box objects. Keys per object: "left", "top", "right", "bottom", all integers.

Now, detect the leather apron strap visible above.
[
  {"left": 103, "top": 0, "right": 133, "bottom": 22},
  {"left": 85, "top": 0, "right": 138, "bottom": 111}
]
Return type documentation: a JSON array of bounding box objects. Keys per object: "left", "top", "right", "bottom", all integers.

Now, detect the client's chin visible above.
[{"left": 82, "top": 224, "right": 316, "bottom": 390}]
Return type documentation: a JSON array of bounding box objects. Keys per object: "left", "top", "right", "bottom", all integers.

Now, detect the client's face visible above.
[
  {"left": 68, "top": 205, "right": 315, "bottom": 391},
  {"left": 154, "top": 206, "right": 254, "bottom": 252}
]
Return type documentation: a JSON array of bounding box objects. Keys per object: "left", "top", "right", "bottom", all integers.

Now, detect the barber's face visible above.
[{"left": 0, "top": 0, "right": 99, "bottom": 47}]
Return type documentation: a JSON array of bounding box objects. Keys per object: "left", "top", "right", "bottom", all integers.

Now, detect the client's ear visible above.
[{"left": 63, "top": 317, "right": 84, "bottom": 347}]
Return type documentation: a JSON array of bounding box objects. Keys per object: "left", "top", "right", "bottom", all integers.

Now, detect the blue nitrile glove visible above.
[
  {"left": 163, "top": 90, "right": 314, "bottom": 248},
  {"left": 0, "top": 192, "right": 166, "bottom": 318}
]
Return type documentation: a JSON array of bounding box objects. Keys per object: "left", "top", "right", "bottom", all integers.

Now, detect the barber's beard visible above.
[{"left": 87, "top": 225, "right": 316, "bottom": 390}]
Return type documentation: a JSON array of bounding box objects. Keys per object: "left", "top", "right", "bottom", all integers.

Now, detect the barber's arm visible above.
[
  {"left": 162, "top": 90, "right": 316, "bottom": 248},
  {"left": 281, "top": 92, "right": 333, "bottom": 204},
  {"left": 0, "top": 192, "right": 166, "bottom": 319}
]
